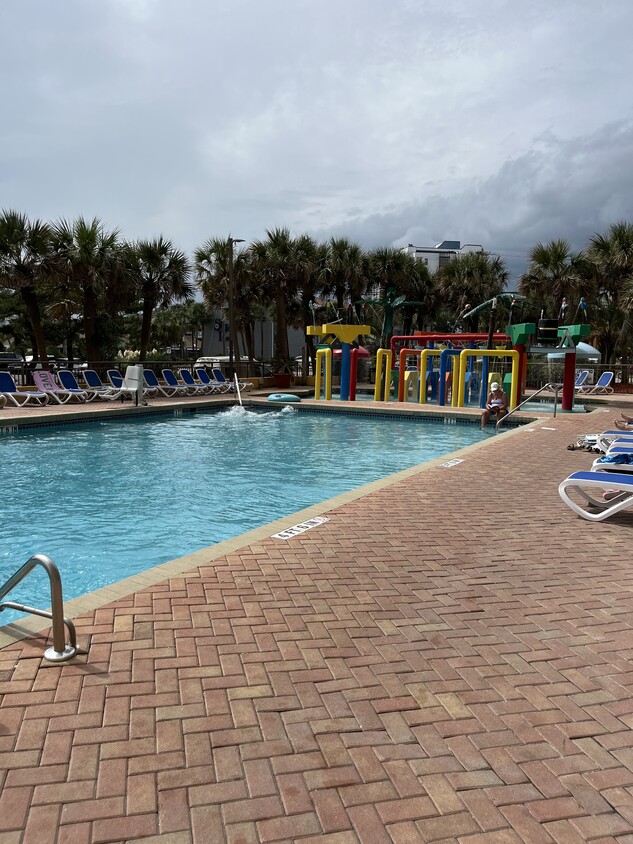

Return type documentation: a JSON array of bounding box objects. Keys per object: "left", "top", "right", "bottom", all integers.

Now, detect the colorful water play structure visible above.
[
  {"left": 307, "top": 323, "right": 371, "bottom": 401},
  {"left": 310, "top": 314, "right": 592, "bottom": 413}
]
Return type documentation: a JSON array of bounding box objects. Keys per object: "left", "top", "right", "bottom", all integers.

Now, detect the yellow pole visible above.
[
  {"left": 315, "top": 348, "right": 332, "bottom": 400},
  {"left": 374, "top": 349, "right": 393, "bottom": 402},
  {"left": 419, "top": 348, "right": 441, "bottom": 404},
  {"left": 451, "top": 354, "right": 460, "bottom": 407},
  {"left": 457, "top": 349, "right": 519, "bottom": 409}
]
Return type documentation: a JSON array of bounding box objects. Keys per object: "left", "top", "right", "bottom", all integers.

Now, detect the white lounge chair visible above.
[
  {"left": 32, "top": 370, "right": 87, "bottom": 403},
  {"left": 559, "top": 470, "right": 633, "bottom": 521},
  {"left": 83, "top": 369, "right": 136, "bottom": 401},
  {"left": 0, "top": 371, "right": 48, "bottom": 406},
  {"left": 579, "top": 371, "right": 614, "bottom": 395},
  {"left": 211, "top": 368, "right": 253, "bottom": 392},
  {"left": 161, "top": 368, "right": 195, "bottom": 396},
  {"left": 179, "top": 368, "right": 218, "bottom": 394},
  {"left": 195, "top": 368, "right": 231, "bottom": 394},
  {"left": 552, "top": 370, "right": 589, "bottom": 392}
]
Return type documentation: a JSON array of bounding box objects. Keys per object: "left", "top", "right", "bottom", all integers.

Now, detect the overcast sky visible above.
[{"left": 2, "top": 0, "right": 632, "bottom": 281}]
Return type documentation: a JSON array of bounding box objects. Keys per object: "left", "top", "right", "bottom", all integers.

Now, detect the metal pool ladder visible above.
[
  {"left": 496, "top": 383, "right": 560, "bottom": 430},
  {"left": 0, "top": 553, "right": 77, "bottom": 662}
]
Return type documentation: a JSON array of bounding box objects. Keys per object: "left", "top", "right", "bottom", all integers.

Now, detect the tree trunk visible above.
[
  {"left": 243, "top": 322, "right": 255, "bottom": 365},
  {"left": 275, "top": 284, "right": 289, "bottom": 359},
  {"left": 139, "top": 297, "right": 155, "bottom": 361},
  {"left": 83, "top": 285, "right": 101, "bottom": 367},
  {"left": 20, "top": 286, "right": 48, "bottom": 368}
]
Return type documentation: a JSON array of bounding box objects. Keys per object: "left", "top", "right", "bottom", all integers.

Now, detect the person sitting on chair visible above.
[{"left": 481, "top": 382, "right": 508, "bottom": 429}]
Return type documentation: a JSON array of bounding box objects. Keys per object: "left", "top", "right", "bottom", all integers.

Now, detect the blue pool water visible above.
[{"left": 0, "top": 406, "right": 488, "bottom": 624}]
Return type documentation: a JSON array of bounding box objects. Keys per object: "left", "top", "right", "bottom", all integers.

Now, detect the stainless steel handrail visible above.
[
  {"left": 0, "top": 554, "right": 77, "bottom": 662},
  {"left": 496, "top": 382, "right": 560, "bottom": 430}
]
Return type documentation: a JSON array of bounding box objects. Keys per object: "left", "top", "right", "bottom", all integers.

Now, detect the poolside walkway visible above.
[{"left": 3, "top": 399, "right": 633, "bottom": 842}]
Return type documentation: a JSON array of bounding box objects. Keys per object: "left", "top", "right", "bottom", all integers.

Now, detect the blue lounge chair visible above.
[
  {"left": 559, "top": 470, "right": 633, "bottom": 521},
  {"left": 33, "top": 370, "right": 87, "bottom": 403},
  {"left": 211, "top": 368, "right": 253, "bottom": 392},
  {"left": 581, "top": 371, "right": 614, "bottom": 395},
  {"left": 179, "top": 368, "right": 218, "bottom": 394},
  {"left": 161, "top": 368, "right": 197, "bottom": 396},
  {"left": 82, "top": 369, "right": 135, "bottom": 401},
  {"left": 553, "top": 370, "right": 589, "bottom": 392},
  {"left": 143, "top": 368, "right": 181, "bottom": 398},
  {"left": 574, "top": 370, "right": 590, "bottom": 392},
  {"left": 58, "top": 369, "right": 105, "bottom": 402},
  {"left": 195, "top": 368, "right": 231, "bottom": 394},
  {"left": 0, "top": 371, "right": 48, "bottom": 406}
]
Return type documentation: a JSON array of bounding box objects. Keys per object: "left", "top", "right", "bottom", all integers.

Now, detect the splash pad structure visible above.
[{"left": 307, "top": 323, "right": 371, "bottom": 401}]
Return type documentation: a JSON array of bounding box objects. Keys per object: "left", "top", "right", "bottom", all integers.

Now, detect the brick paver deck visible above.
[{"left": 2, "top": 400, "right": 633, "bottom": 842}]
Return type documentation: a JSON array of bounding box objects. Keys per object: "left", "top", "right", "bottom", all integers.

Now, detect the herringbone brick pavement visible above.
[{"left": 3, "top": 407, "right": 633, "bottom": 842}]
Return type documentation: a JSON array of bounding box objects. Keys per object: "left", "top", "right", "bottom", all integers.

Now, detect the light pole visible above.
[{"left": 227, "top": 236, "right": 245, "bottom": 378}]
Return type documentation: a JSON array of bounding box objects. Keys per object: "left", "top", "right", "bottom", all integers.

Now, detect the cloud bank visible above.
[{"left": 1, "top": 0, "right": 632, "bottom": 281}]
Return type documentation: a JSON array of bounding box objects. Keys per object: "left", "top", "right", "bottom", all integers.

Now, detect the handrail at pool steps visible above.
[
  {"left": 496, "top": 382, "right": 560, "bottom": 430},
  {"left": 0, "top": 553, "right": 77, "bottom": 662}
]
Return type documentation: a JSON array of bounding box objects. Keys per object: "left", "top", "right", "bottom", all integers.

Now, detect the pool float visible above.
[{"left": 268, "top": 393, "right": 301, "bottom": 403}]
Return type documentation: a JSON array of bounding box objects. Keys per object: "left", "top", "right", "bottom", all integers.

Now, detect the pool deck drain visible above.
[{"left": 2, "top": 399, "right": 633, "bottom": 841}]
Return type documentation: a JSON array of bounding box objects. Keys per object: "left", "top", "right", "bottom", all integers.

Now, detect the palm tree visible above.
[
  {"left": 436, "top": 252, "right": 508, "bottom": 332},
  {"left": 322, "top": 238, "right": 367, "bottom": 315},
  {"left": 363, "top": 248, "right": 421, "bottom": 345},
  {"left": 249, "top": 228, "right": 298, "bottom": 363},
  {"left": 195, "top": 237, "right": 251, "bottom": 364},
  {"left": 517, "top": 240, "right": 584, "bottom": 320},
  {"left": 127, "top": 237, "right": 193, "bottom": 360},
  {"left": 179, "top": 300, "right": 212, "bottom": 359},
  {"left": 51, "top": 217, "right": 127, "bottom": 366},
  {"left": 399, "top": 259, "right": 435, "bottom": 335},
  {"left": 0, "top": 210, "right": 53, "bottom": 366},
  {"left": 587, "top": 221, "right": 633, "bottom": 362},
  {"left": 289, "top": 234, "right": 326, "bottom": 369}
]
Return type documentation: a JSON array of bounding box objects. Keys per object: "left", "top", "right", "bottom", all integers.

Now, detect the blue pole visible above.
[
  {"left": 340, "top": 342, "right": 351, "bottom": 401},
  {"left": 480, "top": 356, "right": 489, "bottom": 408}
]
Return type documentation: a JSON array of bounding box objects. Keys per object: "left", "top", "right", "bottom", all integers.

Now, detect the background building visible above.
[{"left": 401, "top": 240, "right": 484, "bottom": 273}]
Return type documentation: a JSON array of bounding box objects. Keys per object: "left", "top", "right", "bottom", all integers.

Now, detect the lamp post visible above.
[{"left": 227, "top": 236, "right": 245, "bottom": 378}]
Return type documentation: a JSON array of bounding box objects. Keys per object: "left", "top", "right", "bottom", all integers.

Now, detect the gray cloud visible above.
[{"left": 1, "top": 0, "right": 633, "bottom": 281}]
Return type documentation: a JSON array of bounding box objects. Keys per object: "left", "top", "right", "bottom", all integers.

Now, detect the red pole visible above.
[
  {"left": 349, "top": 349, "right": 358, "bottom": 401},
  {"left": 562, "top": 351, "right": 576, "bottom": 411}
]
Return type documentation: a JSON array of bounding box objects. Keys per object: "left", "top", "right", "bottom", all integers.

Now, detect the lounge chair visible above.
[
  {"left": 32, "top": 370, "right": 87, "bottom": 404},
  {"left": 592, "top": 442, "right": 633, "bottom": 471},
  {"left": 574, "top": 371, "right": 590, "bottom": 392},
  {"left": 559, "top": 470, "right": 633, "bottom": 521},
  {"left": 552, "top": 370, "right": 589, "bottom": 392},
  {"left": 178, "top": 368, "right": 217, "bottom": 394},
  {"left": 0, "top": 371, "right": 49, "bottom": 406},
  {"left": 107, "top": 368, "right": 158, "bottom": 399},
  {"left": 195, "top": 368, "right": 231, "bottom": 394},
  {"left": 58, "top": 369, "right": 105, "bottom": 402},
  {"left": 211, "top": 368, "right": 253, "bottom": 392},
  {"left": 575, "top": 429, "right": 633, "bottom": 453},
  {"left": 143, "top": 368, "right": 182, "bottom": 398},
  {"left": 580, "top": 371, "right": 614, "bottom": 395},
  {"left": 161, "top": 368, "right": 196, "bottom": 396},
  {"left": 82, "top": 369, "right": 135, "bottom": 401}
]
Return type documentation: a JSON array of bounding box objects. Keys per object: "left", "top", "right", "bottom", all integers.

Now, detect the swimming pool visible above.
[{"left": 0, "top": 406, "right": 488, "bottom": 624}]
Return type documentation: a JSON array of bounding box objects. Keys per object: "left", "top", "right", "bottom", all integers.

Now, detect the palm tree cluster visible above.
[
  {"left": 518, "top": 222, "right": 633, "bottom": 362},
  {"left": 0, "top": 211, "right": 193, "bottom": 367},
  {"left": 3, "top": 207, "right": 633, "bottom": 369}
]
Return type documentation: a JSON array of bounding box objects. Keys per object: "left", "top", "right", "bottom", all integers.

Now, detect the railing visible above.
[
  {"left": 0, "top": 554, "right": 77, "bottom": 662},
  {"left": 496, "top": 382, "right": 560, "bottom": 430}
]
